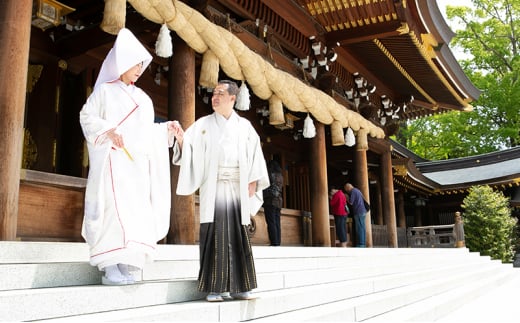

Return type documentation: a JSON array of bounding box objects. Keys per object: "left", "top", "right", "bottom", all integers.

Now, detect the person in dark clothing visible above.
[
  {"left": 263, "top": 160, "right": 284, "bottom": 246},
  {"left": 344, "top": 183, "right": 368, "bottom": 247}
]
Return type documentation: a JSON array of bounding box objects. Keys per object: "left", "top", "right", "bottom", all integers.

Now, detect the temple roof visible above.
[
  {"left": 255, "top": 0, "right": 481, "bottom": 123},
  {"left": 391, "top": 141, "right": 520, "bottom": 196},
  {"left": 418, "top": 147, "right": 520, "bottom": 189}
]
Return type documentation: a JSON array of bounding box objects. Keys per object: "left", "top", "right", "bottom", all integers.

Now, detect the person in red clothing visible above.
[{"left": 329, "top": 185, "right": 349, "bottom": 247}]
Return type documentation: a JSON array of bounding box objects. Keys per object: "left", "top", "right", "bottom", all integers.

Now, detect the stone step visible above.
[
  {"left": 34, "top": 257, "right": 508, "bottom": 322},
  {"left": 0, "top": 280, "right": 203, "bottom": 321},
  {"left": 0, "top": 252, "right": 487, "bottom": 291},
  {"left": 251, "top": 263, "right": 515, "bottom": 322},
  {"left": 1, "top": 241, "right": 479, "bottom": 264},
  {"left": 365, "top": 267, "right": 517, "bottom": 322},
  {"left": 0, "top": 241, "right": 89, "bottom": 263},
  {"left": 1, "top": 242, "right": 483, "bottom": 291},
  {"left": 0, "top": 242, "right": 502, "bottom": 321},
  {"left": 0, "top": 258, "right": 487, "bottom": 320}
]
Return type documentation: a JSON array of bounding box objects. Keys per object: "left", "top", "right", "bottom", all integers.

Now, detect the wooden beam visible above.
[
  {"left": 326, "top": 20, "right": 402, "bottom": 46},
  {"left": 335, "top": 47, "right": 395, "bottom": 97},
  {"left": 55, "top": 11, "right": 157, "bottom": 59},
  {"left": 259, "top": 0, "right": 324, "bottom": 38},
  {"left": 234, "top": 28, "right": 302, "bottom": 77}
]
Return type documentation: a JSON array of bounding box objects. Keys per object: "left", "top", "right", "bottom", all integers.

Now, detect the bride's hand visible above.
[
  {"left": 168, "top": 121, "right": 184, "bottom": 145},
  {"left": 107, "top": 128, "right": 124, "bottom": 148}
]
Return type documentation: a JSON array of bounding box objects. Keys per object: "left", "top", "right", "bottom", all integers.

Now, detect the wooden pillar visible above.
[
  {"left": 310, "top": 123, "right": 330, "bottom": 246},
  {"left": 373, "top": 181, "right": 383, "bottom": 225},
  {"left": 396, "top": 190, "right": 406, "bottom": 228},
  {"left": 167, "top": 35, "right": 196, "bottom": 244},
  {"left": 0, "top": 0, "right": 32, "bottom": 240},
  {"left": 381, "top": 150, "right": 398, "bottom": 247},
  {"left": 353, "top": 131, "right": 372, "bottom": 247}
]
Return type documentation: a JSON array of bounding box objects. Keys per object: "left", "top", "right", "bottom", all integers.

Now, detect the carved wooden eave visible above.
[
  {"left": 416, "top": 1, "right": 481, "bottom": 103},
  {"left": 392, "top": 158, "right": 440, "bottom": 196},
  {"left": 291, "top": 0, "right": 480, "bottom": 120}
]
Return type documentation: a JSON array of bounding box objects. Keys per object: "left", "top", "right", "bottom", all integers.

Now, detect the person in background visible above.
[
  {"left": 263, "top": 160, "right": 284, "bottom": 246},
  {"left": 329, "top": 185, "right": 349, "bottom": 247},
  {"left": 344, "top": 183, "right": 368, "bottom": 247},
  {"left": 79, "top": 28, "right": 179, "bottom": 285},
  {"left": 172, "top": 80, "right": 269, "bottom": 302}
]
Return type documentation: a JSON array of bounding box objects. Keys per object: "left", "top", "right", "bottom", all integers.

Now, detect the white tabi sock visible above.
[
  {"left": 117, "top": 264, "right": 130, "bottom": 276},
  {"left": 104, "top": 264, "right": 125, "bottom": 282},
  {"left": 117, "top": 263, "right": 135, "bottom": 282}
]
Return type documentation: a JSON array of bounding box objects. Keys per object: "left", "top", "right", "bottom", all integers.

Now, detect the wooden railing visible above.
[
  {"left": 371, "top": 225, "right": 408, "bottom": 248},
  {"left": 407, "top": 225, "right": 456, "bottom": 248}
]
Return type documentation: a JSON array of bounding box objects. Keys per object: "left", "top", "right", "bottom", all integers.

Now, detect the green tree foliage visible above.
[
  {"left": 397, "top": 111, "right": 498, "bottom": 160},
  {"left": 461, "top": 185, "right": 517, "bottom": 263},
  {"left": 396, "top": 0, "right": 520, "bottom": 159}
]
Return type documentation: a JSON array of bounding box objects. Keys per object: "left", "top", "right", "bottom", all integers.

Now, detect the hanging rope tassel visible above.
[
  {"left": 269, "top": 95, "right": 285, "bottom": 125},
  {"left": 345, "top": 127, "right": 356, "bottom": 147},
  {"left": 199, "top": 50, "right": 219, "bottom": 89},
  {"left": 155, "top": 23, "right": 173, "bottom": 58},
  {"left": 235, "top": 81, "right": 250, "bottom": 111},
  {"left": 303, "top": 114, "right": 316, "bottom": 138},
  {"left": 100, "top": 0, "right": 126, "bottom": 35}
]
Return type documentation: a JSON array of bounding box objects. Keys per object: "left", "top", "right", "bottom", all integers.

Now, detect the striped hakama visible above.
[{"left": 197, "top": 167, "right": 257, "bottom": 294}]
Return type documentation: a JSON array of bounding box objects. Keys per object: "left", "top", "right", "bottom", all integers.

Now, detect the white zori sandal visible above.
[{"left": 102, "top": 264, "right": 135, "bottom": 285}]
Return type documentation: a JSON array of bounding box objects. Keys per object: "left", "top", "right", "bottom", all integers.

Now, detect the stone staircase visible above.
[{"left": 0, "top": 241, "right": 516, "bottom": 321}]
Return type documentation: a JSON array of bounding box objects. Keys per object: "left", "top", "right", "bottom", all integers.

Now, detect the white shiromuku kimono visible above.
[
  {"left": 173, "top": 112, "right": 269, "bottom": 224},
  {"left": 80, "top": 81, "right": 172, "bottom": 270}
]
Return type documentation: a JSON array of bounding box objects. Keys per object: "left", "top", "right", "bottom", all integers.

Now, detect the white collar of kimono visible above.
[
  {"left": 94, "top": 28, "right": 152, "bottom": 90},
  {"left": 215, "top": 110, "right": 239, "bottom": 128}
]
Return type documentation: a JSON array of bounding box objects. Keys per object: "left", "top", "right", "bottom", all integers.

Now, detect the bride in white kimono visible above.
[
  {"left": 172, "top": 80, "right": 269, "bottom": 302},
  {"left": 80, "top": 28, "right": 178, "bottom": 285}
]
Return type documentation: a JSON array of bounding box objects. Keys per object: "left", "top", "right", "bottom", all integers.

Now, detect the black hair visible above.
[{"left": 267, "top": 160, "right": 282, "bottom": 173}]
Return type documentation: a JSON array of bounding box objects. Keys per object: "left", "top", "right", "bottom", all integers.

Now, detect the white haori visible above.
[{"left": 173, "top": 111, "right": 269, "bottom": 225}]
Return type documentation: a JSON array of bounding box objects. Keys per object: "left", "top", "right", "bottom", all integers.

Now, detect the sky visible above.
[
  {"left": 435, "top": 0, "right": 474, "bottom": 60},
  {"left": 436, "top": 0, "right": 473, "bottom": 27}
]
